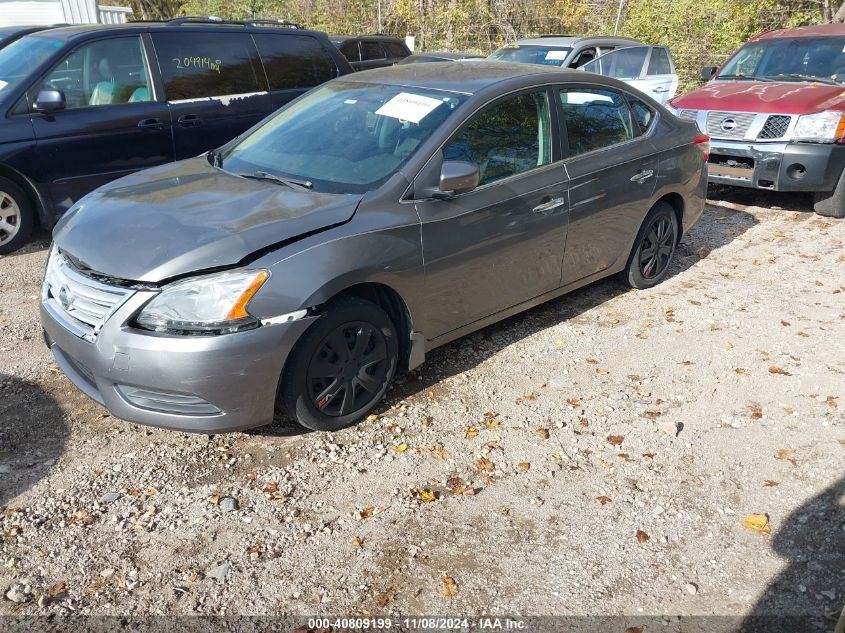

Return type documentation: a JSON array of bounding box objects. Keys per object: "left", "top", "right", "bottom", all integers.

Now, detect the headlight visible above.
[
  {"left": 793, "top": 111, "right": 845, "bottom": 143},
  {"left": 136, "top": 269, "right": 269, "bottom": 334}
]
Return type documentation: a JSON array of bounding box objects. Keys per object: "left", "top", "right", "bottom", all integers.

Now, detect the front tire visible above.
[
  {"left": 622, "top": 202, "right": 679, "bottom": 289},
  {"left": 813, "top": 171, "right": 845, "bottom": 219},
  {"left": 279, "top": 296, "right": 399, "bottom": 432},
  {"left": 0, "top": 177, "right": 34, "bottom": 255}
]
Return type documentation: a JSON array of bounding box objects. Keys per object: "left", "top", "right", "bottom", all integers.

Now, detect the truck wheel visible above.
[
  {"left": 813, "top": 172, "right": 845, "bottom": 219},
  {"left": 0, "top": 177, "right": 34, "bottom": 255}
]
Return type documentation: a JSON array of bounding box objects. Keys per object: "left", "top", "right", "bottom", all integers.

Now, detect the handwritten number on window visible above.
[{"left": 172, "top": 56, "right": 222, "bottom": 74}]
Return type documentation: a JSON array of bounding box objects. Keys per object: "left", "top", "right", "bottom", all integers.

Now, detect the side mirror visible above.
[
  {"left": 700, "top": 66, "right": 718, "bottom": 82},
  {"left": 430, "top": 160, "right": 480, "bottom": 198},
  {"left": 33, "top": 89, "right": 66, "bottom": 114}
]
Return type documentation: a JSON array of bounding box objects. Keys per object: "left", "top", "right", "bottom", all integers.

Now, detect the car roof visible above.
[
  {"left": 754, "top": 22, "right": 845, "bottom": 40},
  {"left": 330, "top": 34, "right": 406, "bottom": 43},
  {"left": 22, "top": 21, "right": 328, "bottom": 42},
  {"left": 512, "top": 35, "right": 642, "bottom": 48},
  {"left": 338, "top": 60, "right": 590, "bottom": 94},
  {"left": 0, "top": 25, "right": 54, "bottom": 36}
]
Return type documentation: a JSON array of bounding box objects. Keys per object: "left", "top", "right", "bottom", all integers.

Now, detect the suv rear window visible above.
[
  {"left": 254, "top": 34, "right": 337, "bottom": 91},
  {"left": 152, "top": 31, "right": 263, "bottom": 101}
]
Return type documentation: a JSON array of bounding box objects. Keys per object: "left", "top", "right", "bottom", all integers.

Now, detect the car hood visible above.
[
  {"left": 673, "top": 80, "right": 845, "bottom": 114},
  {"left": 53, "top": 158, "right": 363, "bottom": 283}
]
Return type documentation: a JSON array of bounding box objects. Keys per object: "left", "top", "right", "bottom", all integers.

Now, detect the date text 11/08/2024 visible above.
[{"left": 306, "top": 617, "right": 529, "bottom": 630}]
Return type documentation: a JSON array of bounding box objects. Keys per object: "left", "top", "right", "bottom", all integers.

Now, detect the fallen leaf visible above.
[
  {"left": 144, "top": 487, "right": 158, "bottom": 497},
  {"left": 392, "top": 443, "right": 409, "bottom": 453},
  {"left": 797, "top": 331, "right": 809, "bottom": 337},
  {"left": 485, "top": 419, "right": 500, "bottom": 429},
  {"left": 579, "top": 418, "right": 589, "bottom": 427},
  {"left": 781, "top": 320, "right": 791, "bottom": 326},
  {"left": 825, "top": 396, "right": 839, "bottom": 409},
  {"left": 517, "top": 392, "right": 539, "bottom": 403},
  {"left": 775, "top": 448, "right": 797, "bottom": 466},
  {"left": 47, "top": 581, "right": 67, "bottom": 597},
  {"left": 374, "top": 587, "right": 395, "bottom": 607},
  {"left": 566, "top": 397, "right": 581, "bottom": 406},
  {"left": 735, "top": 367, "right": 750, "bottom": 376},
  {"left": 536, "top": 428, "right": 550, "bottom": 440},
  {"left": 627, "top": 374, "right": 641, "bottom": 381},
  {"left": 607, "top": 435, "right": 624, "bottom": 446},
  {"left": 517, "top": 462, "right": 531, "bottom": 472},
  {"left": 742, "top": 513, "right": 771, "bottom": 534},
  {"left": 426, "top": 390, "right": 435, "bottom": 399},
  {"left": 643, "top": 410, "right": 662, "bottom": 418},
  {"left": 595, "top": 368, "right": 609, "bottom": 375},
  {"left": 422, "top": 415, "right": 432, "bottom": 427},
  {"left": 635, "top": 530, "right": 650, "bottom": 543},
  {"left": 724, "top": 341, "right": 734, "bottom": 350},
  {"left": 365, "top": 414, "right": 379, "bottom": 421},
  {"left": 642, "top": 452, "right": 656, "bottom": 459},
  {"left": 556, "top": 339, "right": 566, "bottom": 346},
  {"left": 838, "top": 439, "right": 845, "bottom": 445},
  {"left": 783, "top": 405, "right": 795, "bottom": 415},
  {"left": 416, "top": 489, "right": 438, "bottom": 503},
  {"left": 474, "top": 457, "right": 495, "bottom": 472},
  {"left": 464, "top": 427, "right": 479, "bottom": 439},
  {"left": 484, "top": 475, "right": 496, "bottom": 485},
  {"left": 815, "top": 279, "right": 823, "bottom": 286},
  {"left": 209, "top": 494, "right": 220, "bottom": 505},
  {"left": 596, "top": 496, "right": 612, "bottom": 505},
  {"left": 585, "top": 357, "right": 600, "bottom": 364},
  {"left": 438, "top": 575, "right": 458, "bottom": 598},
  {"left": 617, "top": 452, "right": 631, "bottom": 460},
  {"left": 262, "top": 483, "right": 278, "bottom": 494},
  {"left": 747, "top": 403, "right": 763, "bottom": 420},
  {"left": 424, "top": 442, "right": 449, "bottom": 460},
  {"left": 359, "top": 506, "right": 384, "bottom": 519},
  {"left": 768, "top": 365, "right": 791, "bottom": 376},
  {"left": 625, "top": 627, "right": 644, "bottom": 633},
  {"left": 763, "top": 480, "right": 779, "bottom": 487}
]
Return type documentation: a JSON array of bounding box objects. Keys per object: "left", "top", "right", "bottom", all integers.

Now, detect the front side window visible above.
[
  {"left": 37, "top": 36, "right": 152, "bottom": 109},
  {"left": 254, "top": 34, "right": 337, "bottom": 91},
  {"left": 219, "top": 82, "right": 466, "bottom": 194},
  {"left": 488, "top": 45, "right": 572, "bottom": 66},
  {"left": 717, "top": 36, "right": 845, "bottom": 83},
  {"left": 570, "top": 47, "right": 597, "bottom": 68},
  {"left": 559, "top": 87, "right": 634, "bottom": 156},
  {"left": 443, "top": 90, "right": 553, "bottom": 186},
  {"left": 0, "top": 35, "right": 62, "bottom": 97},
  {"left": 361, "top": 41, "right": 385, "bottom": 60},
  {"left": 152, "top": 32, "right": 263, "bottom": 101}
]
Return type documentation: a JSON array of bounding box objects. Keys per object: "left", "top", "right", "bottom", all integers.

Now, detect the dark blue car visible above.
[{"left": 0, "top": 18, "right": 352, "bottom": 253}]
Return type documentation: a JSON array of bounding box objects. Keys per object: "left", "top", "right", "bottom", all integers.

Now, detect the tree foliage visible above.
[{"left": 164, "top": 0, "right": 829, "bottom": 90}]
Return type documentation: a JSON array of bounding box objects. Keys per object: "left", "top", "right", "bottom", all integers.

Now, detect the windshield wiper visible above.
[
  {"left": 236, "top": 171, "right": 313, "bottom": 191},
  {"left": 716, "top": 75, "right": 779, "bottom": 82},
  {"left": 775, "top": 74, "right": 843, "bottom": 86}
]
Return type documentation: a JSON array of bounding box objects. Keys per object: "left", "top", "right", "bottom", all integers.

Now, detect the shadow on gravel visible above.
[
  {"left": 0, "top": 373, "right": 68, "bottom": 508},
  {"left": 708, "top": 184, "right": 814, "bottom": 214},
  {"left": 742, "top": 475, "right": 845, "bottom": 633},
  {"left": 0, "top": 227, "right": 51, "bottom": 260},
  {"left": 381, "top": 204, "right": 758, "bottom": 409}
]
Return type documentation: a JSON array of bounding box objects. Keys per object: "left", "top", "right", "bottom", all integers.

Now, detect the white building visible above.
[{"left": 0, "top": 0, "right": 132, "bottom": 26}]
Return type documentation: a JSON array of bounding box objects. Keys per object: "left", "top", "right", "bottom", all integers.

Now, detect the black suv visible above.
[
  {"left": 330, "top": 35, "right": 411, "bottom": 71},
  {"left": 0, "top": 17, "right": 352, "bottom": 253}
]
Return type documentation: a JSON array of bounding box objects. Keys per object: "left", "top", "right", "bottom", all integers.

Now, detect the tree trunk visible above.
[
  {"left": 835, "top": 0, "right": 845, "bottom": 22},
  {"left": 823, "top": 0, "right": 833, "bottom": 23}
]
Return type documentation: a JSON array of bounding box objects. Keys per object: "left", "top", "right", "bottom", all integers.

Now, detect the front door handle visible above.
[
  {"left": 177, "top": 114, "right": 202, "bottom": 127},
  {"left": 652, "top": 87, "right": 669, "bottom": 93},
  {"left": 532, "top": 197, "right": 566, "bottom": 215},
  {"left": 137, "top": 117, "right": 163, "bottom": 130},
  {"left": 630, "top": 169, "right": 654, "bottom": 184}
]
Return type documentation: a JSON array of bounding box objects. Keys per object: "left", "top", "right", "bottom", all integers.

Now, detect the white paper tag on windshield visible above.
[
  {"left": 376, "top": 92, "right": 443, "bottom": 124},
  {"left": 545, "top": 50, "right": 568, "bottom": 61},
  {"left": 0, "top": 80, "right": 7, "bottom": 91}
]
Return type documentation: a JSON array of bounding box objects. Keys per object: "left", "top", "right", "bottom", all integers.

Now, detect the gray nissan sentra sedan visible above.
[{"left": 40, "top": 62, "right": 708, "bottom": 433}]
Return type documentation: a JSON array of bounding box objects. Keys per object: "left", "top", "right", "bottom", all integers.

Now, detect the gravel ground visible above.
[{"left": 0, "top": 188, "right": 843, "bottom": 628}]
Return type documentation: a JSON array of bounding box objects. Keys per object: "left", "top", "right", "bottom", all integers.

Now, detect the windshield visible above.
[
  {"left": 220, "top": 82, "right": 467, "bottom": 194},
  {"left": 488, "top": 45, "right": 572, "bottom": 66},
  {"left": 717, "top": 36, "right": 845, "bottom": 84},
  {"left": 0, "top": 35, "right": 62, "bottom": 96}
]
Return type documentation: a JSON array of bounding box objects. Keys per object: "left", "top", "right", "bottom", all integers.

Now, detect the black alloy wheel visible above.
[{"left": 622, "top": 202, "right": 679, "bottom": 289}]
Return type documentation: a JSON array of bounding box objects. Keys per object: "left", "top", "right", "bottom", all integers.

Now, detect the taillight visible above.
[{"left": 694, "top": 133, "right": 710, "bottom": 161}]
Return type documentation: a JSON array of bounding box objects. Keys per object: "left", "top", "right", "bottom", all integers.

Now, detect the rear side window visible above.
[
  {"left": 339, "top": 40, "right": 359, "bottom": 62},
  {"left": 647, "top": 47, "right": 672, "bottom": 76},
  {"left": 559, "top": 87, "right": 634, "bottom": 156},
  {"left": 361, "top": 41, "right": 385, "bottom": 60},
  {"left": 254, "top": 34, "right": 337, "bottom": 91},
  {"left": 384, "top": 41, "right": 408, "bottom": 58},
  {"left": 630, "top": 98, "right": 655, "bottom": 133},
  {"left": 152, "top": 31, "right": 263, "bottom": 100}
]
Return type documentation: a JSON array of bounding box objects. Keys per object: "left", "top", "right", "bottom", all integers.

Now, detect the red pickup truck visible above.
[{"left": 669, "top": 23, "right": 845, "bottom": 218}]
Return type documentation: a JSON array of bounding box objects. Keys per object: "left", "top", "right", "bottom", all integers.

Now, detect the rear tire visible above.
[
  {"left": 0, "top": 177, "right": 34, "bottom": 255},
  {"left": 622, "top": 202, "right": 679, "bottom": 289},
  {"left": 813, "top": 171, "right": 845, "bottom": 219},
  {"left": 279, "top": 296, "right": 399, "bottom": 432}
]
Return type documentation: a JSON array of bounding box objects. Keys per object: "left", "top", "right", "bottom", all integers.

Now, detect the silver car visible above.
[{"left": 41, "top": 62, "right": 708, "bottom": 434}]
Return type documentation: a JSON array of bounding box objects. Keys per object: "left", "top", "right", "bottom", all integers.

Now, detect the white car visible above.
[{"left": 581, "top": 45, "right": 679, "bottom": 104}]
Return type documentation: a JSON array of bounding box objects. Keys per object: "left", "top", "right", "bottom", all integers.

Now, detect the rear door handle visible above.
[
  {"left": 137, "top": 117, "right": 163, "bottom": 130},
  {"left": 532, "top": 197, "right": 566, "bottom": 215},
  {"left": 630, "top": 169, "right": 654, "bottom": 183},
  {"left": 652, "top": 87, "right": 669, "bottom": 93},
  {"left": 177, "top": 114, "right": 202, "bottom": 127}
]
